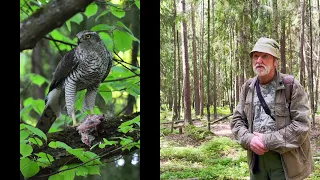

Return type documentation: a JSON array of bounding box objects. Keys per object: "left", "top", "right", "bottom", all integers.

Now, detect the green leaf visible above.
[
  {"left": 20, "top": 124, "right": 26, "bottom": 130},
  {"left": 87, "top": 165, "right": 100, "bottom": 175},
  {"left": 20, "top": 157, "right": 40, "bottom": 178},
  {"left": 67, "top": 148, "right": 84, "bottom": 160},
  {"left": 116, "top": 22, "right": 140, "bottom": 43},
  {"left": 69, "top": 14, "right": 83, "bottom": 25},
  {"left": 95, "top": 10, "right": 110, "bottom": 22},
  {"left": 66, "top": 14, "right": 84, "bottom": 32},
  {"left": 119, "top": 125, "right": 133, "bottom": 133},
  {"left": 98, "top": 84, "right": 112, "bottom": 104},
  {"left": 91, "top": 24, "right": 114, "bottom": 32},
  {"left": 48, "top": 141, "right": 71, "bottom": 149},
  {"left": 119, "top": 115, "right": 140, "bottom": 127},
  {"left": 36, "top": 152, "right": 54, "bottom": 161},
  {"left": 113, "top": 30, "right": 134, "bottom": 52},
  {"left": 119, "top": 137, "right": 133, "bottom": 146},
  {"left": 79, "top": 151, "right": 103, "bottom": 165},
  {"left": 98, "top": 143, "right": 105, "bottom": 149},
  {"left": 116, "top": 21, "right": 134, "bottom": 35},
  {"left": 24, "top": 124, "right": 47, "bottom": 142},
  {"left": 135, "top": 0, "right": 140, "bottom": 9},
  {"left": 20, "top": 144, "right": 33, "bottom": 157},
  {"left": 48, "top": 174, "right": 64, "bottom": 180},
  {"left": 76, "top": 166, "right": 89, "bottom": 176},
  {"left": 20, "top": 130, "right": 31, "bottom": 142},
  {"left": 110, "top": 6, "right": 125, "bottom": 18},
  {"left": 59, "top": 166, "right": 75, "bottom": 180},
  {"left": 36, "top": 153, "right": 54, "bottom": 168},
  {"left": 32, "top": 99, "right": 45, "bottom": 115},
  {"left": 84, "top": 3, "right": 98, "bottom": 19},
  {"left": 66, "top": 20, "right": 71, "bottom": 32},
  {"left": 29, "top": 137, "right": 43, "bottom": 147},
  {"left": 75, "top": 90, "right": 86, "bottom": 111},
  {"left": 23, "top": 97, "right": 34, "bottom": 107},
  {"left": 126, "top": 84, "right": 140, "bottom": 97},
  {"left": 29, "top": 74, "right": 48, "bottom": 87},
  {"left": 103, "top": 138, "right": 118, "bottom": 145},
  {"left": 98, "top": 32, "right": 113, "bottom": 51}
]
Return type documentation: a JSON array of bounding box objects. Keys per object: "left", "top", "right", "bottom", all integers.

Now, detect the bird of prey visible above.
[{"left": 36, "top": 30, "right": 113, "bottom": 134}]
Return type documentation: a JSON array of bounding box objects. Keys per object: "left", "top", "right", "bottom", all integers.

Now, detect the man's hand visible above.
[{"left": 250, "top": 132, "right": 268, "bottom": 155}]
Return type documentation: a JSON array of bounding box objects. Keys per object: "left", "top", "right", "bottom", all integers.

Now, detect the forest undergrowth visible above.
[{"left": 160, "top": 108, "right": 320, "bottom": 180}]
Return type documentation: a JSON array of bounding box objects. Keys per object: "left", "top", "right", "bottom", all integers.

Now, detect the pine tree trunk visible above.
[
  {"left": 308, "top": 0, "right": 315, "bottom": 126},
  {"left": 181, "top": 0, "right": 192, "bottom": 124},
  {"left": 199, "top": 0, "right": 205, "bottom": 116},
  {"left": 273, "top": 0, "right": 279, "bottom": 40},
  {"left": 177, "top": 29, "right": 182, "bottom": 119},
  {"left": 207, "top": 0, "right": 211, "bottom": 131},
  {"left": 300, "top": 0, "right": 306, "bottom": 87},
  {"left": 243, "top": 0, "right": 253, "bottom": 79},
  {"left": 280, "top": 18, "right": 286, "bottom": 73},
  {"left": 191, "top": 1, "right": 200, "bottom": 116},
  {"left": 171, "top": 0, "right": 178, "bottom": 133},
  {"left": 212, "top": 0, "right": 217, "bottom": 120}
]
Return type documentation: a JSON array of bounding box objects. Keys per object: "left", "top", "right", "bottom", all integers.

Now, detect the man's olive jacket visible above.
[{"left": 231, "top": 72, "right": 314, "bottom": 180}]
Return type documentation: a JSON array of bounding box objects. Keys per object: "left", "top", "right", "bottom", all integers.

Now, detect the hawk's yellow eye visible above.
[{"left": 85, "top": 34, "right": 91, "bottom": 39}]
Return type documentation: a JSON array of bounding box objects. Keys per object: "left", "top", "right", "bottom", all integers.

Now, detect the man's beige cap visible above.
[{"left": 250, "top": 37, "right": 280, "bottom": 59}]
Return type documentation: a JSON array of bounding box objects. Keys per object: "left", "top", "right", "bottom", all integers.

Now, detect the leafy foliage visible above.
[{"left": 20, "top": 0, "right": 140, "bottom": 179}]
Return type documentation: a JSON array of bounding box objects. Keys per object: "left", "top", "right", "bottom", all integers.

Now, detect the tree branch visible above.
[
  {"left": 20, "top": 0, "right": 94, "bottom": 52},
  {"left": 25, "top": 112, "right": 140, "bottom": 180}
]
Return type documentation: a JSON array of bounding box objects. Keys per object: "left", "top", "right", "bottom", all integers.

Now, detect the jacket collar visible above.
[{"left": 248, "top": 70, "right": 286, "bottom": 90}]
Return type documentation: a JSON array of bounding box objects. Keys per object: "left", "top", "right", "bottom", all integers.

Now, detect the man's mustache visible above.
[{"left": 254, "top": 64, "right": 267, "bottom": 69}]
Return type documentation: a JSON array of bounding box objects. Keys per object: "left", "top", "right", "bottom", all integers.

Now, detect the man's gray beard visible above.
[{"left": 253, "top": 64, "right": 271, "bottom": 76}]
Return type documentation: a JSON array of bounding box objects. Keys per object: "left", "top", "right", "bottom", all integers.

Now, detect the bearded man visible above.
[{"left": 231, "top": 37, "right": 314, "bottom": 180}]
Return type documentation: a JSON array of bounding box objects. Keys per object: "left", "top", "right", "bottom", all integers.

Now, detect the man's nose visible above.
[{"left": 256, "top": 56, "right": 263, "bottom": 63}]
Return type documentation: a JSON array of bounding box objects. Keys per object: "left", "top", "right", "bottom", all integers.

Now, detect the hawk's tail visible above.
[{"left": 36, "top": 105, "right": 57, "bottom": 134}]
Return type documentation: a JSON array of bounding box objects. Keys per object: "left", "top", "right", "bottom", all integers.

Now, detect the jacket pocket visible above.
[{"left": 274, "top": 104, "right": 290, "bottom": 129}]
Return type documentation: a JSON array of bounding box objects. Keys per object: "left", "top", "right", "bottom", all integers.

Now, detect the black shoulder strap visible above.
[
  {"left": 283, "top": 75, "right": 294, "bottom": 107},
  {"left": 255, "top": 79, "right": 276, "bottom": 121}
]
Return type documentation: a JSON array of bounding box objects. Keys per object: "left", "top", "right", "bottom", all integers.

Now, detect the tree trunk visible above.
[
  {"left": 273, "top": 0, "right": 279, "bottom": 40},
  {"left": 236, "top": 36, "right": 240, "bottom": 103},
  {"left": 191, "top": 1, "right": 200, "bottom": 116},
  {"left": 300, "top": 0, "right": 306, "bottom": 87},
  {"left": 199, "top": 0, "right": 205, "bottom": 116},
  {"left": 181, "top": 0, "right": 192, "bottom": 124},
  {"left": 229, "top": 26, "right": 234, "bottom": 113},
  {"left": 207, "top": 0, "right": 211, "bottom": 131},
  {"left": 315, "top": 0, "right": 320, "bottom": 122},
  {"left": 239, "top": 30, "right": 245, "bottom": 86},
  {"left": 308, "top": 0, "right": 315, "bottom": 126},
  {"left": 243, "top": 0, "right": 253, "bottom": 79},
  {"left": 288, "top": 17, "right": 293, "bottom": 74},
  {"left": 177, "top": 29, "right": 181, "bottom": 119},
  {"left": 280, "top": 18, "right": 286, "bottom": 73},
  {"left": 171, "top": 0, "right": 178, "bottom": 132},
  {"left": 31, "top": 40, "right": 46, "bottom": 100},
  {"left": 212, "top": 0, "right": 217, "bottom": 120}
]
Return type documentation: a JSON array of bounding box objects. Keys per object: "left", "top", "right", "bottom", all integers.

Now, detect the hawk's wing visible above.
[
  {"left": 101, "top": 55, "right": 113, "bottom": 83},
  {"left": 48, "top": 48, "right": 79, "bottom": 93}
]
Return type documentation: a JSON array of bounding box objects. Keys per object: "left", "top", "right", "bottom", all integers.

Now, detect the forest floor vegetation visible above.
[{"left": 160, "top": 108, "right": 320, "bottom": 180}]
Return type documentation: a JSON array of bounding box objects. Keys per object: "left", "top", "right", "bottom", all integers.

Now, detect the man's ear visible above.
[{"left": 274, "top": 58, "right": 279, "bottom": 68}]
